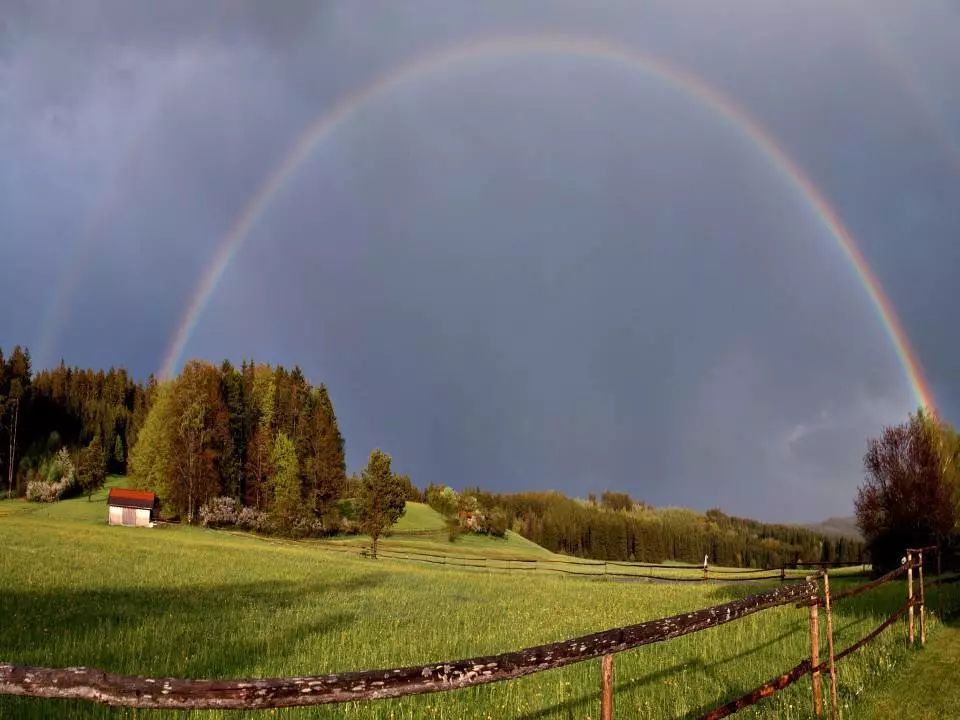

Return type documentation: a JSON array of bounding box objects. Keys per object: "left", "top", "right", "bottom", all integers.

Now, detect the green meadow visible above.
[{"left": 1, "top": 486, "right": 955, "bottom": 720}]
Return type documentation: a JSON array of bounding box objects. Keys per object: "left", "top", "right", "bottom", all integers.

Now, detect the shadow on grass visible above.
[
  {"left": 0, "top": 573, "right": 384, "bottom": 679},
  {"left": 517, "top": 578, "right": 947, "bottom": 720}
]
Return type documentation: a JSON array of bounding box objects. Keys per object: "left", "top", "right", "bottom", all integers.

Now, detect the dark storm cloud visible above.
[{"left": 2, "top": 1, "right": 958, "bottom": 521}]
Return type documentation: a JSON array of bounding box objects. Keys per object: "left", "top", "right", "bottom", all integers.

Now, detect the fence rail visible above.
[
  {"left": 316, "top": 540, "right": 865, "bottom": 582},
  {"left": 0, "top": 547, "right": 947, "bottom": 717},
  {"left": 0, "top": 581, "right": 817, "bottom": 710}
]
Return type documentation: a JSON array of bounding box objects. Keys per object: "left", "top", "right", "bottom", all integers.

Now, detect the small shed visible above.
[{"left": 107, "top": 488, "right": 156, "bottom": 527}]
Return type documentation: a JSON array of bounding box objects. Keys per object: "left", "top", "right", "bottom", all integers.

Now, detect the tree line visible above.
[
  {"left": 129, "top": 359, "right": 348, "bottom": 533},
  {"left": 0, "top": 346, "right": 144, "bottom": 500},
  {"left": 425, "top": 484, "right": 863, "bottom": 567},
  {"left": 10, "top": 344, "right": 955, "bottom": 569}
]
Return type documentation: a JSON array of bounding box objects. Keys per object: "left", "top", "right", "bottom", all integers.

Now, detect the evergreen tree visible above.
[
  {"left": 301, "top": 385, "right": 345, "bottom": 517},
  {"left": 78, "top": 434, "right": 107, "bottom": 500},
  {"left": 4, "top": 346, "right": 31, "bottom": 496}
]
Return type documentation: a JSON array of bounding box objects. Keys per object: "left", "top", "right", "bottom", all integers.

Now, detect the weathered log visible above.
[
  {"left": 796, "top": 564, "right": 909, "bottom": 608},
  {"left": 699, "top": 659, "right": 811, "bottom": 720},
  {"left": 926, "top": 573, "right": 960, "bottom": 588},
  {"left": 0, "top": 580, "right": 816, "bottom": 710},
  {"left": 828, "top": 599, "right": 913, "bottom": 666}
]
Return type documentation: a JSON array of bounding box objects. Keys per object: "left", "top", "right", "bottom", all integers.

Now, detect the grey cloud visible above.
[{"left": 2, "top": 1, "right": 957, "bottom": 521}]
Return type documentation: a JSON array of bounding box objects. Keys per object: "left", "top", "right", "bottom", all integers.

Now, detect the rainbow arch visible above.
[{"left": 158, "top": 34, "right": 935, "bottom": 412}]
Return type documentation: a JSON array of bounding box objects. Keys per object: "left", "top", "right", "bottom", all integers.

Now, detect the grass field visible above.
[
  {"left": 322, "top": 502, "right": 856, "bottom": 582},
  {"left": 324, "top": 501, "right": 558, "bottom": 560},
  {"left": 1, "top": 486, "right": 955, "bottom": 719}
]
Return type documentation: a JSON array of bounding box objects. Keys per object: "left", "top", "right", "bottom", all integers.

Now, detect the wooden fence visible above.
[
  {"left": 320, "top": 541, "right": 867, "bottom": 582},
  {"left": 0, "top": 548, "right": 948, "bottom": 717}
]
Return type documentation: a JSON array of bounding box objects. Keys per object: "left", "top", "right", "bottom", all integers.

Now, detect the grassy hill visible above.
[
  {"left": 1, "top": 488, "right": 953, "bottom": 719},
  {"left": 327, "top": 500, "right": 558, "bottom": 560}
]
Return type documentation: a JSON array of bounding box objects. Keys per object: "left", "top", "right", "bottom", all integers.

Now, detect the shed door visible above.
[{"left": 122, "top": 507, "right": 136, "bottom": 526}]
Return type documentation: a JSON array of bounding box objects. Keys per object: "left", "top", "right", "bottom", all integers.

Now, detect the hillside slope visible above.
[{"left": 327, "top": 501, "right": 557, "bottom": 559}]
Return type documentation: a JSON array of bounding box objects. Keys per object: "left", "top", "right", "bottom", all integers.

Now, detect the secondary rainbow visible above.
[{"left": 158, "top": 34, "right": 935, "bottom": 412}]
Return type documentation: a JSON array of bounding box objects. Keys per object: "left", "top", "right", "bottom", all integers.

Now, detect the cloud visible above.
[{"left": 1, "top": 1, "right": 955, "bottom": 522}]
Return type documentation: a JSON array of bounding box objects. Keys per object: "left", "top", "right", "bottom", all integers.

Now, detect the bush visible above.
[
  {"left": 236, "top": 506, "right": 272, "bottom": 533},
  {"left": 25, "top": 448, "right": 76, "bottom": 503},
  {"left": 199, "top": 497, "right": 240, "bottom": 527},
  {"left": 487, "top": 508, "right": 509, "bottom": 537},
  {"left": 288, "top": 515, "right": 326, "bottom": 539}
]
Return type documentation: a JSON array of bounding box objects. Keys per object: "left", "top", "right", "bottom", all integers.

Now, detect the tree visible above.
[
  {"left": 301, "top": 385, "right": 346, "bottom": 517},
  {"left": 601, "top": 491, "right": 633, "bottom": 512},
  {"left": 855, "top": 409, "right": 958, "bottom": 570},
  {"left": 113, "top": 433, "right": 125, "bottom": 468},
  {"left": 4, "top": 346, "right": 31, "bottom": 496},
  {"left": 425, "top": 484, "right": 458, "bottom": 517},
  {"left": 78, "top": 434, "right": 107, "bottom": 500},
  {"left": 357, "top": 449, "right": 406, "bottom": 558},
  {"left": 170, "top": 361, "right": 229, "bottom": 523},
  {"left": 129, "top": 382, "right": 175, "bottom": 500},
  {"left": 244, "top": 364, "right": 276, "bottom": 509},
  {"left": 394, "top": 473, "right": 421, "bottom": 502},
  {"left": 269, "top": 432, "right": 301, "bottom": 530}
]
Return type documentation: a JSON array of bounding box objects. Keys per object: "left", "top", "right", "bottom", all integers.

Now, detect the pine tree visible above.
[
  {"left": 5, "top": 346, "right": 31, "bottom": 496},
  {"left": 78, "top": 434, "right": 107, "bottom": 500},
  {"left": 301, "top": 385, "right": 345, "bottom": 517}
]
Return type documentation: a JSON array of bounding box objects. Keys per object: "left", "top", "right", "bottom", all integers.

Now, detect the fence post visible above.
[
  {"left": 823, "top": 570, "right": 839, "bottom": 720},
  {"left": 781, "top": 565, "right": 786, "bottom": 582},
  {"left": 809, "top": 590, "right": 823, "bottom": 717},
  {"left": 600, "top": 653, "right": 614, "bottom": 720},
  {"left": 907, "top": 550, "right": 915, "bottom": 646},
  {"left": 918, "top": 550, "right": 926, "bottom": 647}
]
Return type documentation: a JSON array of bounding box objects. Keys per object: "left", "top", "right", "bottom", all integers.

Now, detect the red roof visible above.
[{"left": 108, "top": 488, "right": 157, "bottom": 509}]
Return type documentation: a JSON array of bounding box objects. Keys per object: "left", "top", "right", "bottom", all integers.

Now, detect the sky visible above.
[{"left": 2, "top": 1, "right": 959, "bottom": 522}]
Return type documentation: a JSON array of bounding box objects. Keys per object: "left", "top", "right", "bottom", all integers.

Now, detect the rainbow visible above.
[{"left": 158, "top": 34, "right": 935, "bottom": 412}]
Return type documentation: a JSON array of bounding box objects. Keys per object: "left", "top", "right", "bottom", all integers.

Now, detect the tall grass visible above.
[{"left": 0, "top": 490, "right": 954, "bottom": 719}]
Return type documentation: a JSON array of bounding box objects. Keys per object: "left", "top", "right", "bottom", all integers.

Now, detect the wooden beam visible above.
[
  {"left": 809, "top": 599, "right": 822, "bottom": 717},
  {"left": 0, "top": 580, "right": 816, "bottom": 710},
  {"left": 600, "top": 654, "right": 614, "bottom": 720},
  {"left": 822, "top": 571, "right": 839, "bottom": 720},
  {"left": 699, "top": 660, "right": 811, "bottom": 720},
  {"left": 907, "top": 551, "right": 915, "bottom": 645}
]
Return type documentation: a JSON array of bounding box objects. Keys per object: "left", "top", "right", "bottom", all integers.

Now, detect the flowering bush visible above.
[
  {"left": 236, "top": 506, "right": 271, "bottom": 532},
  {"left": 25, "top": 448, "right": 76, "bottom": 502},
  {"left": 199, "top": 497, "right": 240, "bottom": 527}
]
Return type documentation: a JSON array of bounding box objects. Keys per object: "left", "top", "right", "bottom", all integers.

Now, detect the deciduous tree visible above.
[
  {"left": 855, "top": 409, "right": 958, "bottom": 570},
  {"left": 269, "top": 431, "right": 301, "bottom": 529},
  {"left": 357, "top": 449, "right": 406, "bottom": 558}
]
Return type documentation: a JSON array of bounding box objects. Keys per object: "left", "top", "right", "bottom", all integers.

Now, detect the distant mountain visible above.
[{"left": 804, "top": 516, "right": 862, "bottom": 541}]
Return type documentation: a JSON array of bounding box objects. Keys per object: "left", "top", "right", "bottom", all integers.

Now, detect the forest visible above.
[
  {"left": 8, "top": 344, "right": 960, "bottom": 569},
  {"left": 426, "top": 485, "right": 864, "bottom": 567}
]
